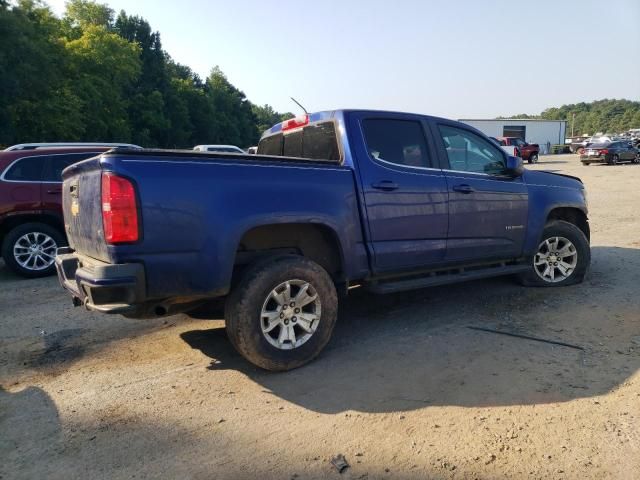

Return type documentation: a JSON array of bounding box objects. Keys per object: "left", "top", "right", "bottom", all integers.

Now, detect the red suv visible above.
[{"left": 0, "top": 147, "right": 112, "bottom": 277}]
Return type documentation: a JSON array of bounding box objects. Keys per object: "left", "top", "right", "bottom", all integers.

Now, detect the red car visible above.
[
  {"left": 497, "top": 137, "right": 540, "bottom": 164},
  {"left": 0, "top": 147, "right": 112, "bottom": 277}
]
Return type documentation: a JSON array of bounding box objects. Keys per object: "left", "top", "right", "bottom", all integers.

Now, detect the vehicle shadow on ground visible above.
[
  {"left": 0, "top": 259, "right": 169, "bottom": 380},
  {"left": 182, "top": 246, "right": 640, "bottom": 414}
]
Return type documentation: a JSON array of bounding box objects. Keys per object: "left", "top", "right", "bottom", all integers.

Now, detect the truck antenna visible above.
[{"left": 290, "top": 97, "right": 308, "bottom": 115}]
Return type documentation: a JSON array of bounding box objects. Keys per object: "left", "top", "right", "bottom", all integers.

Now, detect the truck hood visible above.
[{"left": 523, "top": 169, "right": 584, "bottom": 190}]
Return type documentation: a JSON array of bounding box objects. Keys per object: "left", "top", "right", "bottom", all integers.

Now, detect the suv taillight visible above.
[{"left": 101, "top": 172, "right": 139, "bottom": 243}]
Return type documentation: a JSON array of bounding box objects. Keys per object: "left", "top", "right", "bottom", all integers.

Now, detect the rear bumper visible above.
[
  {"left": 581, "top": 155, "right": 606, "bottom": 163},
  {"left": 55, "top": 247, "right": 146, "bottom": 315}
]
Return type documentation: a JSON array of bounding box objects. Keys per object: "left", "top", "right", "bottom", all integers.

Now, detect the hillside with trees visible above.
[
  {"left": 498, "top": 99, "right": 640, "bottom": 136},
  {"left": 0, "top": 0, "right": 292, "bottom": 148}
]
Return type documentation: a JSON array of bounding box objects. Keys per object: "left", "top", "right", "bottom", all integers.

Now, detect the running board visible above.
[{"left": 366, "top": 264, "right": 530, "bottom": 294}]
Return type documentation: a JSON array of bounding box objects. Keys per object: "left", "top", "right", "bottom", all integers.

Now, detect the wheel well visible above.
[
  {"left": 235, "top": 224, "right": 344, "bottom": 279},
  {"left": 547, "top": 208, "right": 590, "bottom": 241},
  {"left": 0, "top": 214, "right": 64, "bottom": 247}
]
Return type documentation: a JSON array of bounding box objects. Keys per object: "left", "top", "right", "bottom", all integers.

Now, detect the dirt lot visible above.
[{"left": 1, "top": 154, "right": 639, "bottom": 480}]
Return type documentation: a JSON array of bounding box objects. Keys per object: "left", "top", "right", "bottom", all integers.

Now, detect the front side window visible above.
[
  {"left": 3, "top": 156, "right": 45, "bottom": 181},
  {"left": 438, "top": 125, "right": 506, "bottom": 175},
  {"left": 361, "top": 118, "right": 431, "bottom": 169}
]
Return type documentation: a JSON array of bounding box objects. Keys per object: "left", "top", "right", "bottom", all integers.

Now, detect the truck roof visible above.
[{"left": 261, "top": 109, "right": 453, "bottom": 139}]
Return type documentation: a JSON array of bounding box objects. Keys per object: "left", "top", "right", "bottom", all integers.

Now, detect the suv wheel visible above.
[
  {"left": 608, "top": 154, "right": 620, "bottom": 165},
  {"left": 1, "top": 223, "right": 66, "bottom": 278},
  {"left": 518, "top": 220, "right": 590, "bottom": 287},
  {"left": 225, "top": 255, "right": 338, "bottom": 371},
  {"left": 632, "top": 153, "right": 640, "bottom": 164},
  {"left": 528, "top": 153, "right": 539, "bottom": 164}
]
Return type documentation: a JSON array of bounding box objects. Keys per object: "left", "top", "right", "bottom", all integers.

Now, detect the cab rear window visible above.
[{"left": 257, "top": 121, "right": 340, "bottom": 161}]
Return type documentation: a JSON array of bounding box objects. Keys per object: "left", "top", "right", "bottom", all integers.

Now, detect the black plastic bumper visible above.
[{"left": 55, "top": 247, "right": 146, "bottom": 314}]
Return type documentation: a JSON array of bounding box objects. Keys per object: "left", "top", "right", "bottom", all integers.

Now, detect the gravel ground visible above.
[{"left": 1, "top": 154, "right": 639, "bottom": 480}]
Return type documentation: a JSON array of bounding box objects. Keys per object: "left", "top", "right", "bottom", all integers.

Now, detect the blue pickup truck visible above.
[{"left": 56, "top": 110, "right": 590, "bottom": 370}]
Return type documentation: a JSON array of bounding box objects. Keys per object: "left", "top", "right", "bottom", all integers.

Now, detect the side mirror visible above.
[{"left": 505, "top": 155, "right": 524, "bottom": 176}]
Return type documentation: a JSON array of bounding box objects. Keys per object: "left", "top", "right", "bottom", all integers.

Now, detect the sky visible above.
[{"left": 47, "top": 0, "right": 640, "bottom": 119}]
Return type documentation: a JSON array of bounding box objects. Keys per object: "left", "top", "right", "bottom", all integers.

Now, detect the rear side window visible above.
[
  {"left": 361, "top": 119, "right": 432, "bottom": 169},
  {"left": 42, "top": 153, "right": 99, "bottom": 182},
  {"left": 257, "top": 121, "right": 340, "bottom": 161},
  {"left": 3, "top": 156, "right": 45, "bottom": 181}
]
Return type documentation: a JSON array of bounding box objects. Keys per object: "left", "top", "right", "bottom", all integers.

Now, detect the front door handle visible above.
[
  {"left": 452, "top": 184, "right": 475, "bottom": 194},
  {"left": 371, "top": 181, "right": 399, "bottom": 191}
]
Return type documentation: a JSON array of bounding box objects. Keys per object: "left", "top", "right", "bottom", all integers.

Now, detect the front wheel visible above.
[
  {"left": 225, "top": 255, "right": 338, "bottom": 371},
  {"left": 517, "top": 220, "right": 590, "bottom": 287},
  {"left": 632, "top": 153, "right": 640, "bottom": 164}
]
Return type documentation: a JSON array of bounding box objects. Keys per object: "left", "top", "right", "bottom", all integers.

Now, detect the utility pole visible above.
[{"left": 571, "top": 112, "right": 575, "bottom": 137}]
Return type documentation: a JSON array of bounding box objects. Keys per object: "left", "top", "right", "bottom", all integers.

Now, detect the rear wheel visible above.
[
  {"left": 608, "top": 154, "right": 619, "bottom": 165},
  {"left": 1, "top": 222, "right": 66, "bottom": 278},
  {"left": 225, "top": 255, "right": 338, "bottom": 371},
  {"left": 517, "top": 220, "right": 590, "bottom": 287},
  {"left": 576, "top": 147, "right": 585, "bottom": 155},
  {"left": 528, "top": 153, "right": 539, "bottom": 164},
  {"left": 632, "top": 153, "right": 640, "bottom": 164}
]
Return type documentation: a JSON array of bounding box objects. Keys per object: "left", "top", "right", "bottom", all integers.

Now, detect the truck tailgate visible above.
[{"left": 61, "top": 156, "right": 110, "bottom": 262}]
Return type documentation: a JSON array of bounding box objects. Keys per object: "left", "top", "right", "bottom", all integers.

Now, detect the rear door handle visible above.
[
  {"left": 452, "top": 184, "right": 474, "bottom": 194},
  {"left": 47, "top": 189, "right": 62, "bottom": 194},
  {"left": 371, "top": 181, "right": 399, "bottom": 191}
]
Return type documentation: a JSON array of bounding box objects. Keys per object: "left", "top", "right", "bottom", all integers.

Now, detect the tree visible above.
[
  {"left": 253, "top": 104, "right": 294, "bottom": 135},
  {"left": 0, "top": 0, "right": 299, "bottom": 148},
  {"left": 497, "top": 99, "right": 640, "bottom": 136},
  {"left": 64, "top": 24, "right": 141, "bottom": 140}
]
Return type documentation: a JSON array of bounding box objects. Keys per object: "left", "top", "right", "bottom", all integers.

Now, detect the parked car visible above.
[
  {"left": 193, "top": 145, "right": 245, "bottom": 153},
  {"left": 0, "top": 146, "right": 112, "bottom": 277},
  {"left": 497, "top": 137, "right": 540, "bottom": 164},
  {"left": 581, "top": 142, "right": 640, "bottom": 165},
  {"left": 56, "top": 110, "right": 591, "bottom": 371},
  {"left": 4, "top": 142, "right": 141, "bottom": 151}
]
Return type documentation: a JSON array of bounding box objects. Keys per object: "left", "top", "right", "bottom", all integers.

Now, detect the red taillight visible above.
[
  {"left": 282, "top": 114, "right": 309, "bottom": 131},
  {"left": 101, "top": 172, "right": 139, "bottom": 244},
  {"left": 599, "top": 149, "right": 609, "bottom": 155}
]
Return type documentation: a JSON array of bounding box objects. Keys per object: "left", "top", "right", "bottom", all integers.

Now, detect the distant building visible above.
[{"left": 459, "top": 119, "right": 567, "bottom": 154}]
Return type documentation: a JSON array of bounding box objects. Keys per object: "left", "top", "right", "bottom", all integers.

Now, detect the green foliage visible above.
[
  {"left": 498, "top": 99, "right": 640, "bottom": 136},
  {"left": 253, "top": 104, "right": 294, "bottom": 134},
  {"left": 0, "top": 0, "right": 289, "bottom": 148}
]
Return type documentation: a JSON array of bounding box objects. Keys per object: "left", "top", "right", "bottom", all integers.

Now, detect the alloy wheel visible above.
[
  {"left": 260, "top": 279, "right": 321, "bottom": 350},
  {"left": 13, "top": 232, "right": 58, "bottom": 271},
  {"left": 533, "top": 236, "right": 578, "bottom": 283}
]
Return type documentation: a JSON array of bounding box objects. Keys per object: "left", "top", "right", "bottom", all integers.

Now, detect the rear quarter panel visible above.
[{"left": 100, "top": 154, "right": 369, "bottom": 299}]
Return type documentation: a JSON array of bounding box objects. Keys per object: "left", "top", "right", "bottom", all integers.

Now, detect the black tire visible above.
[
  {"left": 632, "top": 153, "right": 640, "bottom": 164},
  {"left": 528, "top": 153, "right": 538, "bottom": 164},
  {"left": 1, "top": 222, "right": 66, "bottom": 278},
  {"left": 607, "top": 154, "right": 619, "bottom": 165},
  {"left": 517, "top": 220, "right": 590, "bottom": 287},
  {"left": 225, "top": 255, "right": 338, "bottom": 371},
  {"left": 582, "top": 161, "right": 590, "bottom": 166}
]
